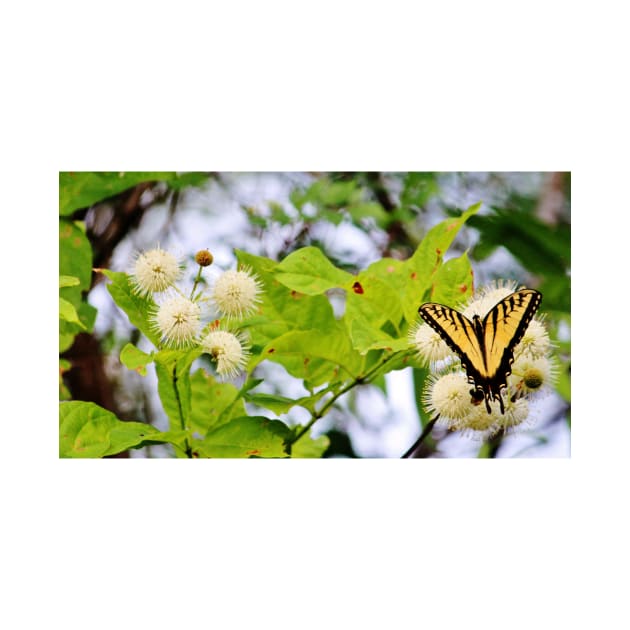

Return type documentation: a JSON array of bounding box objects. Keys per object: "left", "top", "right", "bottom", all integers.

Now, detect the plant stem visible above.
[
  {"left": 289, "top": 350, "right": 408, "bottom": 447},
  {"left": 172, "top": 363, "right": 193, "bottom": 458},
  {"left": 401, "top": 416, "right": 439, "bottom": 458},
  {"left": 190, "top": 265, "right": 204, "bottom": 301}
]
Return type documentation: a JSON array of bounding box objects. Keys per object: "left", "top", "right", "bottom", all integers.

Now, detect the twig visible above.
[{"left": 401, "top": 416, "right": 439, "bottom": 458}]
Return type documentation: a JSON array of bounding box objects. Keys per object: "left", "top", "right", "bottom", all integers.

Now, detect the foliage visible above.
[
  {"left": 59, "top": 171, "right": 210, "bottom": 216},
  {"left": 60, "top": 203, "right": 480, "bottom": 457},
  {"left": 59, "top": 171, "right": 571, "bottom": 458}
]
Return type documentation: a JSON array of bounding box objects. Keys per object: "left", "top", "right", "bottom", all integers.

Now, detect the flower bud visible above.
[{"left": 195, "top": 249, "right": 214, "bottom": 267}]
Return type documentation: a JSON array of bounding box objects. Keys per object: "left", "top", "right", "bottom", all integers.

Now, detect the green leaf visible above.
[
  {"left": 469, "top": 207, "right": 570, "bottom": 276},
  {"left": 347, "top": 317, "right": 397, "bottom": 354},
  {"left": 59, "top": 297, "right": 86, "bottom": 328},
  {"left": 59, "top": 275, "right": 80, "bottom": 288},
  {"left": 401, "top": 202, "right": 481, "bottom": 323},
  {"left": 555, "top": 361, "right": 571, "bottom": 402},
  {"left": 59, "top": 220, "right": 92, "bottom": 300},
  {"left": 290, "top": 178, "right": 359, "bottom": 210},
  {"left": 235, "top": 250, "right": 338, "bottom": 347},
  {"left": 189, "top": 369, "right": 247, "bottom": 435},
  {"left": 244, "top": 392, "right": 298, "bottom": 414},
  {"left": 136, "top": 430, "right": 191, "bottom": 451},
  {"left": 59, "top": 331, "right": 75, "bottom": 354},
  {"left": 102, "top": 270, "right": 161, "bottom": 346},
  {"left": 269, "top": 201, "right": 292, "bottom": 225},
  {"left": 59, "top": 301, "right": 97, "bottom": 350},
  {"left": 364, "top": 257, "right": 408, "bottom": 293},
  {"left": 197, "top": 416, "right": 291, "bottom": 458},
  {"left": 59, "top": 221, "right": 96, "bottom": 353},
  {"left": 154, "top": 349, "right": 203, "bottom": 431},
  {"left": 166, "top": 172, "right": 210, "bottom": 190},
  {"left": 350, "top": 322, "right": 411, "bottom": 354},
  {"left": 59, "top": 172, "right": 179, "bottom": 216},
  {"left": 59, "top": 401, "right": 159, "bottom": 458},
  {"left": 429, "top": 252, "right": 474, "bottom": 307},
  {"left": 120, "top": 343, "right": 153, "bottom": 376},
  {"left": 400, "top": 172, "right": 439, "bottom": 208},
  {"left": 59, "top": 359, "right": 71, "bottom": 400},
  {"left": 344, "top": 272, "right": 404, "bottom": 335},
  {"left": 275, "top": 246, "right": 354, "bottom": 295},
  {"left": 290, "top": 430, "right": 330, "bottom": 458},
  {"left": 347, "top": 202, "right": 390, "bottom": 228},
  {"left": 103, "top": 424, "right": 163, "bottom": 457},
  {"left": 78, "top": 301, "right": 97, "bottom": 332},
  {"left": 259, "top": 327, "right": 363, "bottom": 387}
]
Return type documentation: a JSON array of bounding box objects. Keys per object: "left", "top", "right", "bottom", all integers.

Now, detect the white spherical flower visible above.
[
  {"left": 463, "top": 280, "right": 519, "bottom": 319},
  {"left": 153, "top": 295, "right": 200, "bottom": 348},
  {"left": 509, "top": 355, "right": 554, "bottom": 397},
  {"left": 423, "top": 372, "right": 472, "bottom": 422},
  {"left": 459, "top": 404, "right": 500, "bottom": 433},
  {"left": 132, "top": 247, "right": 182, "bottom": 296},
  {"left": 201, "top": 329, "right": 250, "bottom": 378},
  {"left": 514, "top": 319, "right": 551, "bottom": 360},
  {"left": 410, "top": 322, "right": 453, "bottom": 363},
  {"left": 211, "top": 267, "right": 263, "bottom": 319},
  {"left": 496, "top": 397, "right": 530, "bottom": 432}
]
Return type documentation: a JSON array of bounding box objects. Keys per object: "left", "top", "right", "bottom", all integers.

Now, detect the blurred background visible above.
[{"left": 60, "top": 172, "right": 571, "bottom": 458}]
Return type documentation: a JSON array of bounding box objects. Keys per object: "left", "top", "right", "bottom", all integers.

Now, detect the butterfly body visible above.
[{"left": 418, "top": 289, "right": 542, "bottom": 414}]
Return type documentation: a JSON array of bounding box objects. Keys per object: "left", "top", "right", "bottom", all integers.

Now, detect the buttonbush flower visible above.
[
  {"left": 509, "top": 355, "right": 556, "bottom": 399},
  {"left": 513, "top": 319, "right": 551, "bottom": 360},
  {"left": 460, "top": 403, "right": 500, "bottom": 434},
  {"left": 409, "top": 320, "right": 452, "bottom": 364},
  {"left": 201, "top": 329, "right": 250, "bottom": 378},
  {"left": 422, "top": 372, "right": 472, "bottom": 425},
  {"left": 210, "top": 267, "right": 263, "bottom": 320},
  {"left": 131, "top": 247, "right": 182, "bottom": 296},
  {"left": 152, "top": 295, "right": 201, "bottom": 348}
]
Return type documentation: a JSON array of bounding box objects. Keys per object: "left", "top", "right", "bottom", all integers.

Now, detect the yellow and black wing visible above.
[{"left": 418, "top": 289, "right": 542, "bottom": 414}]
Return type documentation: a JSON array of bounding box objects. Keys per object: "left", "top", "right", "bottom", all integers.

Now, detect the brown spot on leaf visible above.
[
  {"left": 459, "top": 283, "right": 468, "bottom": 293},
  {"left": 410, "top": 271, "right": 417, "bottom": 280},
  {"left": 352, "top": 281, "right": 364, "bottom": 294},
  {"left": 247, "top": 449, "right": 261, "bottom": 456},
  {"left": 268, "top": 348, "right": 275, "bottom": 354}
]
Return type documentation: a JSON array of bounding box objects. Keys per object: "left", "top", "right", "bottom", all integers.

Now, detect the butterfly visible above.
[{"left": 418, "top": 289, "right": 542, "bottom": 414}]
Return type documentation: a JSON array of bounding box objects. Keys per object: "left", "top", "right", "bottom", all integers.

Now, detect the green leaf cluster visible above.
[
  {"left": 59, "top": 172, "right": 210, "bottom": 216},
  {"left": 62, "top": 198, "right": 481, "bottom": 458},
  {"left": 59, "top": 220, "right": 96, "bottom": 352}
]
